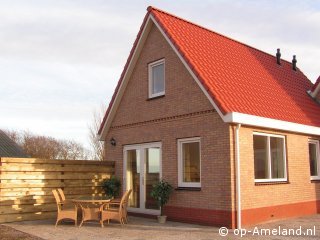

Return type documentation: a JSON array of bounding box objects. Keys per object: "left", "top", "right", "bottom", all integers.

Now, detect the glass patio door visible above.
[{"left": 124, "top": 142, "right": 161, "bottom": 215}]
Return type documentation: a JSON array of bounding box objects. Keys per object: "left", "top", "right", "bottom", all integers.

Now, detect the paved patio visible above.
[{"left": 4, "top": 215, "right": 320, "bottom": 240}]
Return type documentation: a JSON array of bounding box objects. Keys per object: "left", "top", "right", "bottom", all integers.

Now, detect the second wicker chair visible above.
[{"left": 100, "top": 189, "right": 132, "bottom": 227}]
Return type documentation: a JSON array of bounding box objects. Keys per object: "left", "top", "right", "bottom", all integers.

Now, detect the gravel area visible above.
[{"left": 3, "top": 215, "right": 320, "bottom": 240}]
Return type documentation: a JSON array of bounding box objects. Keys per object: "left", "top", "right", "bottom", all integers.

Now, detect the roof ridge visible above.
[{"left": 147, "top": 6, "right": 295, "bottom": 67}]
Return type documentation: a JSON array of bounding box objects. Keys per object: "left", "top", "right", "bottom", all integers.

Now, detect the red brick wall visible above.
[
  {"left": 104, "top": 24, "right": 233, "bottom": 227},
  {"left": 232, "top": 125, "right": 320, "bottom": 226},
  {"left": 111, "top": 25, "right": 213, "bottom": 127}
]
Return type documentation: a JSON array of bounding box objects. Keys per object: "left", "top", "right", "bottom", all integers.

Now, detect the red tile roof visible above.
[
  {"left": 99, "top": 7, "right": 320, "bottom": 134},
  {"left": 150, "top": 6, "right": 320, "bottom": 127}
]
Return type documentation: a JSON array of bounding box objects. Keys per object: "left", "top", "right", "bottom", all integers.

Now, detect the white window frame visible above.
[
  {"left": 253, "top": 132, "right": 287, "bottom": 183},
  {"left": 309, "top": 140, "right": 320, "bottom": 180},
  {"left": 148, "top": 59, "right": 165, "bottom": 98},
  {"left": 123, "top": 142, "right": 162, "bottom": 215},
  {"left": 178, "top": 137, "right": 201, "bottom": 188}
]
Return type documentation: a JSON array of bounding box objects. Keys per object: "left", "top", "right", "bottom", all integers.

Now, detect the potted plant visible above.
[
  {"left": 102, "top": 176, "right": 121, "bottom": 198},
  {"left": 150, "top": 180, "right": 173, "bottom": 223}
]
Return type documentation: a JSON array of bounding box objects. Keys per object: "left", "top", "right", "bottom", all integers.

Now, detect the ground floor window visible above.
[
  {"left": 178, "top": 137, "right": 201, "bottom": 188},
  {"left": 253, "top": 133, "right": 287, "bottom": 182},
  {"left": 309, "top": 140, "right": 320, "bottom": 180}
]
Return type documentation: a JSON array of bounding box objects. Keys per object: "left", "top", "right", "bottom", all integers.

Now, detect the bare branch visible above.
[{"left": 88, "top": 103, "right": 106, "bottom": 161}]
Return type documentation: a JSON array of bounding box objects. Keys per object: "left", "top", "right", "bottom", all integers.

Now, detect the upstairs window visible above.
[
  {"left": 309, "top": 140, "right": 320, "bottom": 180},
  {"left": 253, "top": 133, "right": 287, "bottom": 182},
  {"left": 148, "top": 59, "right": 165, "bottom": 98}
]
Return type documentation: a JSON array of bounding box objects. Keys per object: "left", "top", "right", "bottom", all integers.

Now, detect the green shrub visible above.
[
  {"left": 150, "top": 180, "right": 173, "bottom": 216},
  {"left": 102, "top": 176, "right": 121, "bottom": 198}
]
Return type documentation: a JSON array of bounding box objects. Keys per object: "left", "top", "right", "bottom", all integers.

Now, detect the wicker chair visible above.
[
  {"left": 122, "top": 189, "right": 132, "bottom": 223},
  {"left": 57, "top": 188, "right": 72, "bottom": 204},
  {"left": 100, "top": 189, "right": 132, "bottom": 227},
  {"left": 52, "top": 189, "right": 77, "bottom": 227}
]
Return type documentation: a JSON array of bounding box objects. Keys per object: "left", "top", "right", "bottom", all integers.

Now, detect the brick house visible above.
[{"left": 98, "top": 7, "right": 320, "bottom": 228}]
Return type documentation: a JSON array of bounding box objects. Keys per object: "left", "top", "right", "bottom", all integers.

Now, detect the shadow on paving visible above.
[
  {"left": 4, "top": 215, "right": 320, "bottom": 240},
  {"left": 0, "top": 224, "right": 44, "bottom": 240}
]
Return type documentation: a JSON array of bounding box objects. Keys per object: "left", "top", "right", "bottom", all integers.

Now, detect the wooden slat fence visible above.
[{"left": 0, "top": 157, "right": 115, "bottom": 223}]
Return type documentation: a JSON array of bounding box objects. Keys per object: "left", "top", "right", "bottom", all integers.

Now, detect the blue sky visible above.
[{"left": 1, "top": 0, "right": 319, "bottom": 149}]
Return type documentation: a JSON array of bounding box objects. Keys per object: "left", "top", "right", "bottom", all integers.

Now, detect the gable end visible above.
[{"left": 98, "top": 12, "right": 224, "bottom": 140}]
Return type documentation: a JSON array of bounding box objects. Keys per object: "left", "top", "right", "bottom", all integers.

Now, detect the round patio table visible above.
[{"left": 72, "top": 196, "right": 112, "bottom": 227}]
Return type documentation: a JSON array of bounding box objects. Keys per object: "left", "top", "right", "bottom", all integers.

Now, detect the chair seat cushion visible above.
[{"left": 61, "top": 205, "right": 76, "bottom": 211}]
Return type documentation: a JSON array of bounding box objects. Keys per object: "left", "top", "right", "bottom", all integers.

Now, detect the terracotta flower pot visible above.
[{"left": 157, "top": 215, "right": 167, "bottom": 224}]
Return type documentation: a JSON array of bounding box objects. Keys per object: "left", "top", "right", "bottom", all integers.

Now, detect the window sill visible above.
[
  {"left": 255, "top": 181, "right": 289, "bottom": 186},
  {"left": 147, "top": 95, "right": 165, "bottom": 101},
  {"left": 175, "top": 187, "right": 201, "bottom": 191},
  {"left": 311, "top": 177, "right": 320, "bottom": 182}
]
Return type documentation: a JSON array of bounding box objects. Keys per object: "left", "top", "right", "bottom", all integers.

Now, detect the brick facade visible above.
[
  {"left": 103, "top": 23, "right": 320, "bottom": 228},
  {"left": 104, "top": 24, "right": 234, "bottom": 227},
  {"left": 232, "top": 126, "right": 320, "bottom": 226}
]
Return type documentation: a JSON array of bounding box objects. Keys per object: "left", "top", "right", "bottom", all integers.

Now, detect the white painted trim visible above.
[
  {"left": 177, "top": 137, "right": 201, "bottom": 188},
  {"left": 253, "top": 132, "right": 287, "bottom": 182},
  {"left": 254, "top": 178, "right": 288, "bottom": 183},
  {"left": 235, "top": 124, "right": 242, "bottom": 229},
  {"left": 144, "top": 16, "right": 320, "bottom": 137},
  {"left": 148, "top": 59, "right": 165, "bottom": 98},
  {"left": 308, "top": 140, "right": 320, "bottom": 179},
  {"left": 123, "top": 142, "right": 162, "bottom": 151},
  {"left": 224, "top": 112, "right": 320, "bottom": 136},
  {"left": 99, "top": 16, "right": 153, "bottom": 140},
  {"left": 123, "top": 142, "right": 162, "bottom": 215},
  {"left": 253, "top": 132, "right": 286, "bottom": 139}
]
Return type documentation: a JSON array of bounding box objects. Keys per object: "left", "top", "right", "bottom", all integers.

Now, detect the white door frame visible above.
[{"left": 123, "top": 142, "right": 162, "bottom": 215}]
